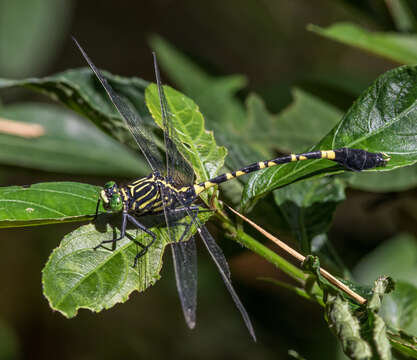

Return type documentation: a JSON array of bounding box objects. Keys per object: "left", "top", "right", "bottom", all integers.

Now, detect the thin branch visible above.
[
  {"left": 0, "top": 118, "right": 45, "bottom": 138},
  {"left": 225, "top": 204, "right": 367, "bottom": 305}
]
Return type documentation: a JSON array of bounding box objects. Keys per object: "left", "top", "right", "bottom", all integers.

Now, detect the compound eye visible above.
[
  {"left": 109, "top": 193, "right": 123, "bottom": 212},
  {"left": 104, "top": 181, "right": 116, "bottom": 190}
]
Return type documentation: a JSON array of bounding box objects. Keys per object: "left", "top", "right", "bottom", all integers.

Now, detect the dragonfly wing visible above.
[
  {"left": 157, "top": 184, "right": 199, "bottom": 329},
  {"left": 73, "top": 38, "right": 164, "bottom": 173},
  {"left": 199, "top": 224, "right": 256, "bottom": 342},
  {"left": 152, "top": 53, "right": 194, "bottom": 186},
  {"left": 171, "top": 237, "right": 197, "bottom": 329}
]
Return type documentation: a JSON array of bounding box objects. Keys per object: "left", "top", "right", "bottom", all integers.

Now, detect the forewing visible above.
[
  {"left": 152, "top": 53, "right": 194, "bottom": 186},
  {"left": 157, "top": 184, "right": 198, "bottom": 328},
  {"left": 171, "top": 238, "right": 197, "bottom": 329},
  {"left": 176, "top": 203, "right": 257, "bottom": 341},
  {"left": 198, "top": 224, "right": 256, "bottom": 342},
  {"left": 74, "top": 38, "right": 164, "bottom": 173}
]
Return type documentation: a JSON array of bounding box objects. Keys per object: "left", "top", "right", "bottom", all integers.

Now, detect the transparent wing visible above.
[
  {"left": 174, "top": 202, "right": 256, "bottom": 341},
  {"left": 73, "top": 38, "right": 164, "bottom": 173},
  {"left": 152, "top": 53, "right": 194, "bottom": 186},
  {"left": 171, "top": 238, "right": 197, "bottom": 329},
  {"left": 198, "top": 224, "right": 256, "bottom": 342},
  {"left": 157, "top": 184, "right": 199, "bottom": 328}
]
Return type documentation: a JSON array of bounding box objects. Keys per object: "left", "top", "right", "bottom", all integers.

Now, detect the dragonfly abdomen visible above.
[{"left": 194, "top": 148, "right": 388, "bottom": 194}]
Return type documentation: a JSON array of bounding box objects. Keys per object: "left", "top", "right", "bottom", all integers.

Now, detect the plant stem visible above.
[
  {"left": 217, "top": 209, "right": 307, "bottom": 284},
  {"left": 225, "top": 204, "right": 367, "bottom": 305}
]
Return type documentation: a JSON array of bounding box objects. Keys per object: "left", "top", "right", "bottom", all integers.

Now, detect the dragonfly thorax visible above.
[{"left": 104, "top": 174, "right": 196, "bottom": 216}]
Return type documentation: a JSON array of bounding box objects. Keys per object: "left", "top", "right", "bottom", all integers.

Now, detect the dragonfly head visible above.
[{"left": 101, "top": 181, "right": 123, "bottom": 212}]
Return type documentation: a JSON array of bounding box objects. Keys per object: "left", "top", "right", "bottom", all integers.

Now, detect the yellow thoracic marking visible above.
[
  {"left": 299, "top": 155, "right": 307, "bottom": 160},
  {"left": 321, "top": 150, "right": 336, "bottom": 160},
  {"left": 100, "top": 190, "right": 109, "bottom": 203},
  {"left": 235, "top": 171, "right": 245, "bottom": 176},
  {"left": 120, "top": 188, "right": 128, "bottom": 201},
  {"left": 127, "top": 184, "right": 136, "bottom": 196},
  {"left": 139, "top": 192, "right": 159, "bottom": 209},
  {"left": 194, "top": 184, "right": 205, "bottom": 195},
  {"left": 132, "top": 177, "right": 148, "bottom": 185},
  {"left": 258, "top": 162, "right": 266, "bottom": 169},
  {"left": 226, "top": 173, "right": 235, "bottom": 180},
  {"left": 267, "top": 161, "right": 275, "bottom": 167},
  {"left": 291, "top": 154, "right": 297, "bottom": 161}
]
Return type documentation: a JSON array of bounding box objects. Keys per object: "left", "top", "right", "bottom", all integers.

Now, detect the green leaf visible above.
[
  {"left": 0, "top": 182, "right": 99, "bottom": 228},
  {"left": 0, "top": 68, "right": 152, "bottom": 151},
  {"left": 0, "top": 0, "right": 73, "bottom": 77},
  {"left": 386, "top": 0, "right": 417, "bottom": 32},
  {"left": 149, "top": 35, "right": 268, "bottom": 172},
  {"left": 43, "top": 210, "right": 211, "bottom": 318},
  {"left": 274, "top": 177, "right": 345, "bottom": 253},
  {"left": 381, "top": 281, "right": 417, "bottom": 335},
  {"left": 242, "top": 65, "right": 417, "bottom": 211},
  {"left": 0, "top": 102, "right": 147, "bottom": 176},
  {"left": 145, "top": 84, "right": 227, "bottom": 183},
  {"left": 308, "top": 23, "right": 417, "bottom": 65},
  {"left": 387, "top": 330, "right": 417, "bottom": 358},
  {"left": 353, "top": 235, "right": 417, "bottom": 348},
  {"left": 43, "top": 223, "right": 160, "bottom": 318}
]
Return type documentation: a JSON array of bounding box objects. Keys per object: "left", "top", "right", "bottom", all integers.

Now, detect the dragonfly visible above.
[{"left": 73, "top": 38, "right": 389, "bottom": 342}]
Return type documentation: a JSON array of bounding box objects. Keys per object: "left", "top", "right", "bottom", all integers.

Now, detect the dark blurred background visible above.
[{"left": 0, "top": 1, "right": 414, "bottom": 359}]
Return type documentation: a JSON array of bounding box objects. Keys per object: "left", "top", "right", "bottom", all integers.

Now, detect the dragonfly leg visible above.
[
  {"left": 93, "top": 210, "right": 128, "bottom": 251},
  {"left": 93, "top": 210, "right": 157, "bottom": 266},
  {"left": 126, "top": 213, "right": 157, "bottom": 267},
  {"left": 93, "top": 198, "right": 101, "bottom": 221},
  {"left": 176, "top": 206, "right": 200, "bottom": 243}
]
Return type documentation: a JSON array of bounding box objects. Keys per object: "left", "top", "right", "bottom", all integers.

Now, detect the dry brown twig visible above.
[{"left": 225, "top": 204, "right": 367, "bottom": 305}]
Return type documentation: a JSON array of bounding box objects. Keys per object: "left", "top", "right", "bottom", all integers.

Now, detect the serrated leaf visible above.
[
  {"left": 145, "top": 84, "right": 227, "bottom": 183},
  {"left": 43, "top": 210, "right": 212, "bottom": 318},
  {"left": 274, "top": 177, "right": 345, "bottom": 253},
  {"left": 0, "top": 102, "right": 146, "bottom": 176},
  {"left": 0, "top": 68, "right": 152, "bottom": 152},
  {"left": 308, "top": 23, "right": 417, "bottom": 65},
  {"left": 0, "top": 182, "right": 99, "bottom": 228},
  {"left": 149, "top": 35, "right": 268, "bottom": 172},
  {"left": 242, "top": 65, "right": 417, "bottom": 211}
]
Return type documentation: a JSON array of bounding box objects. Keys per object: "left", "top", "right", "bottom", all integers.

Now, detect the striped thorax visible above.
[{"left": 101, "top": 173, "right": 197, "bottom": 216}]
